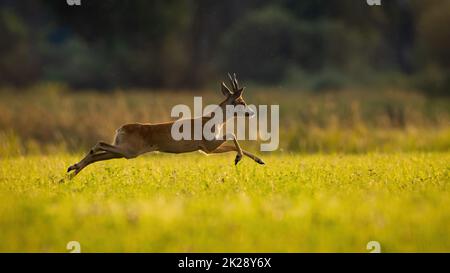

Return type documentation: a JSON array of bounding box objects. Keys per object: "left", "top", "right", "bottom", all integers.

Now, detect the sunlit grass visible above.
[{"left": 0, "top": 152, "right": 448, "bottom": 252}]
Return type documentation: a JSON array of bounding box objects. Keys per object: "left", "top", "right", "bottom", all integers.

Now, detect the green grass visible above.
[{"left": 0, "top": 152, "right": 449, "bottom": 252}]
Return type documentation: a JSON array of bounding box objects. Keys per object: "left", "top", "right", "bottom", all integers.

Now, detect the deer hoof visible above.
[
  {"left": 256, "top": 158, "right": 265, "bottom": 165},
  {"left": 235, "top": 155, "right": 242, "bottom": 165},
  {"left": 67, "top": 164, "right": 77, "bottom": 173}
]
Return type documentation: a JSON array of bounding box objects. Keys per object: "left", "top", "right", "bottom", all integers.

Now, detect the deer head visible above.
[{"left": 220, "top": 73, "right": 255, "bottom": 117}]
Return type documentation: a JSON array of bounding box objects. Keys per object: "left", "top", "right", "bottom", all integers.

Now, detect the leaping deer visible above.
[{"left": 67, "top": 74, "right": 265, "bottom": 176}]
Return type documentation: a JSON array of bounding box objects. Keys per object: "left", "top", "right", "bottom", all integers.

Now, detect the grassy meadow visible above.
[
  {"left": 0, "top": 153, "right": 449, "bottom": 252},
  {"left": 0, "top": 86, "right": 449, "bottom": 252}
]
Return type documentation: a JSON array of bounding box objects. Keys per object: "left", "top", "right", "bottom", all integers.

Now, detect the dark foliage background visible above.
[{"left": 0, "top": 0, "right": 449, "bottom": 94}]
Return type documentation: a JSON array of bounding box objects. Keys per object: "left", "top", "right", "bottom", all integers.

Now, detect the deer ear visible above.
[{"left": 221, "top": 82, "right": 232, "bottom": 97}]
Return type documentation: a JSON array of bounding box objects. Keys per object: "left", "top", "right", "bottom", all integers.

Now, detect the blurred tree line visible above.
[{"left": 0, "top": 0, "right": 449, "bottom": 94}]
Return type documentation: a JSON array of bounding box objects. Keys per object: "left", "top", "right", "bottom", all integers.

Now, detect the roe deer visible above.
[{"left": 67, "top": 74, "right": 265, "bottom": 176}]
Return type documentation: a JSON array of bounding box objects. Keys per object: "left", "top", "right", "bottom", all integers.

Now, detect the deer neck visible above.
[{"left": 202, "top": 100, "right": 232, "bottom": 126}]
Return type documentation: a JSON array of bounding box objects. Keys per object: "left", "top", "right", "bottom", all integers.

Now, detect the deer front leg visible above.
[
  {"left": 223, "top": 133, "right": 243, "bottom": 165},
  {"left": 211, "top": 144, "right": 265, "bottom": 165},
  {"left": 202, "top": 133, "right": 244, "bottom": 165}
]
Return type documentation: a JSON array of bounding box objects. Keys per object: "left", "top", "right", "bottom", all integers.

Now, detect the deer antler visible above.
[
  {"left": 228, "top": 72, "right": 240, "bottom": 92},
  {"left": 227, "top": 73, "right": 235, "bottom": 91}
]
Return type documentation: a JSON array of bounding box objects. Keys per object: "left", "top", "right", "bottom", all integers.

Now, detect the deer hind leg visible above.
[
  {"left": 67, "top": 145, "right": 98, "bottom": 174},
  {"left": 209, "top": 144, "right": 265, "bottom": 165},
  {"left": 68, "top": 151, "right": 124, "bottom": 176},
  {"left": 92, "top": 141, "right": 137, "bottom": 159},
  {"left": 67, "top": 141, "right": 135, "bottom": 175}
]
